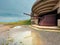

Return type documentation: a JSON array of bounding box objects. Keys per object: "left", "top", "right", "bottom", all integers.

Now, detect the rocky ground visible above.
[{"left": 0, "top": 25, "right": 60, "bottom": 45}]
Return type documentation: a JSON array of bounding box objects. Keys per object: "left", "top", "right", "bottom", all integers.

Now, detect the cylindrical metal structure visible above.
[
  {"left": 31, "top": 0, "right": 59, "bottom": 26},
  {"left": 32, "top": 0, "right": 58, "bottom": 16}
]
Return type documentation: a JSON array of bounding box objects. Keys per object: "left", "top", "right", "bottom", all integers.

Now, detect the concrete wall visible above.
[
  {"left": 58, "top": 19, "right": 60, "bottom": 26},
  {"left": 31, "top": 28, "right": 60, "bottom": 45},
  {"left": 58, "top": 0, "right": 60, "bottom": 14},
  {"left": 38, "top": 31, "right": 60, "bottom": 45}
]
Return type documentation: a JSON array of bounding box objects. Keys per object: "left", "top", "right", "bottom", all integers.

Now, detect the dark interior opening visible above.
[
  {"left": 57, "top": 14, "right": 60, "bottom": 19},
  {"left": 38, "top": 9, "right": 58, "bottom": 26}
]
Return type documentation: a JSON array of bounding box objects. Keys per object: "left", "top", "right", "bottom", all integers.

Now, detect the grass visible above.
[
  {"left": 0, "top": 19, "right": 31, "bottom": 27},
  {"left": 7, "top": 19, "right": 31, "bottom": 25}
]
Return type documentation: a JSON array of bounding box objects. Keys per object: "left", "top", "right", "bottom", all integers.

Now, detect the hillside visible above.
[{"left": 5, "top": 19, "right": 31, "bottom": 26}]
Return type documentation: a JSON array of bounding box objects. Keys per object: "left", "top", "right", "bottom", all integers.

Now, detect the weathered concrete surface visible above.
[
  {"left": 37, "top": 31, "right": 60, "bottom": 45},
  {"left": 30, "top": 25, "right": 60, "bottom": 45},
  {"left": 0, "top": 25, "right": 60, "bottom": 45}
]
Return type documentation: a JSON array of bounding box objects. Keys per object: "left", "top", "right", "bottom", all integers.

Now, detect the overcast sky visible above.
[{"left": 0, "top": 0, "right": 36, "bottom": 22}]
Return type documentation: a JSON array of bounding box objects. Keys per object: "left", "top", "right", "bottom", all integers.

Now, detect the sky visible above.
[{"left": 0, "top": 0, "right": 36, "bottom": 22}]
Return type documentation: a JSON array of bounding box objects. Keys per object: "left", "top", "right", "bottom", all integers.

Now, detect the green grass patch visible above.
[{"left": 4, "top": 19, "right": 31, "bottom": 26}]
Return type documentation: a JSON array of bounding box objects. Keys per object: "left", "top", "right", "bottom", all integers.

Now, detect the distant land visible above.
[{"left": 0, "top": 19, "right": 31, "bottom": 26}]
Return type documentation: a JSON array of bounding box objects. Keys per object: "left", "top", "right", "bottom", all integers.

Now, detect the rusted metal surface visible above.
[{"left": 39, "top": 14, "right": 57, "bottom": 26}]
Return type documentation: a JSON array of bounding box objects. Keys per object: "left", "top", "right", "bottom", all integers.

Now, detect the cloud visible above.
[
  {"left": 0, "top": 16, "right": 30, "bottom": 22},
  {"left": 0, "top": 0, "right": 35, "bottom": 22}
]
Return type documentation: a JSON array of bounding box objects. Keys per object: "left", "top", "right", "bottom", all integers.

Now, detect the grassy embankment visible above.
[
  {"left": 0, "top": 19, "right": 31, "bottom": 27},
  {"left": 7, "top": 19, "right": 31, "bottom": 25}
]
